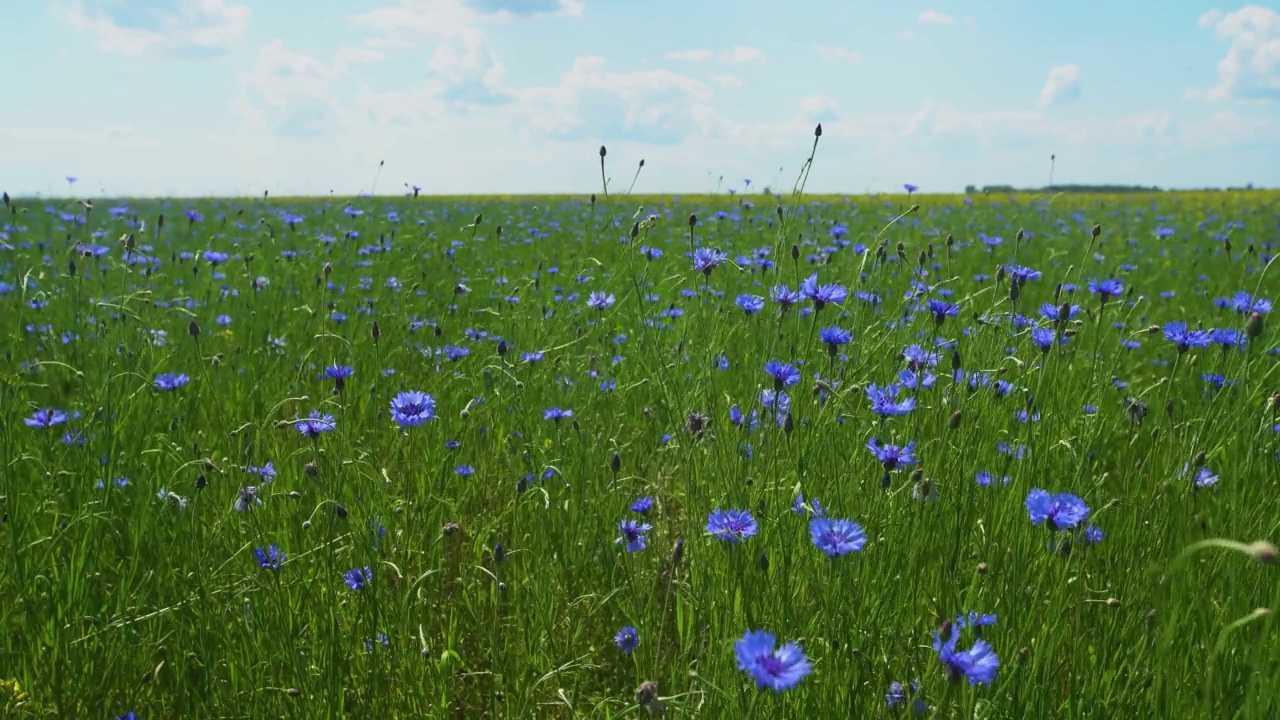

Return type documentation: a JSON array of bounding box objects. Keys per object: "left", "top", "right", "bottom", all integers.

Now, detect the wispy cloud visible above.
[
  {"left": 1039, "top": 63, "right": 1082, "bottom": 107},
  {"left": 1186, "top": 5, "right": 1280, "bottom": 102},
  {"left": 51, "top": 0, "right": 250, "bottom": 56},
  {"left": 814, "top": 45, "right": 861, "bottom": 63},
  {"left": 664, "top": 46, "right": 767, "bottom": 64},
  {"left": 918, "top": 10, "right": 956, "bottom": 25}
]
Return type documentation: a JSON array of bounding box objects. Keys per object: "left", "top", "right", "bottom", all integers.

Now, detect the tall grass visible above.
[{"left": 0, "top": 177, "right": 1278, "bottom": 718}]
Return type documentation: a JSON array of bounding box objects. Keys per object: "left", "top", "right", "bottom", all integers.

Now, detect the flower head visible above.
[
  {"left": 867, "top": 438, "right": 918, "bottom": 471},
  {"left": 616, "top": 519, "right": 652, "bottom": 553},
  {"left": 1025, "top": 489, "right": 1090, "bottom": 530},
  {"left": 809, "top": 517, "right": 867, "bottom": 556},
  {"left": 25, "top": 408, "right": 69, "bottom": 428},
  {"left": 615, "top": 626, "right": 639, "bottom": 654},
  {"left": 255, "top": 545, "right": 286, "bottom": 570},
  {"left": 154, "top": 372, "right": 190, "bottom": 391},
  {"left": 390, "top": 390, "right": 436, "bottom": 427},
  {"left": 343, "top": 566, "right": 372, "bottom": 590},
  {"left": 734, "top": 630, "right": 812, "bottom": 691},
  {"left": 706, "top": 508, "right": 758, "bottom": 543}
]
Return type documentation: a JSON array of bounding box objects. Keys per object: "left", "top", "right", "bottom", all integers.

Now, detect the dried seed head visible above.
[{"left": 976, "top": 562, "right": 988, "bottom": 575}]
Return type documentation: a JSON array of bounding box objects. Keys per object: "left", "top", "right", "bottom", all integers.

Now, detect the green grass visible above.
[{"left": 1, "top": 185, "right": 1278, "bottom": 718}]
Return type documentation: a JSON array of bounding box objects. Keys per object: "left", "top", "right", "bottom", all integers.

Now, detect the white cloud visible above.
[
  {"left": 230, "top": 40, "right": 350, "bottom": 135},
  {"left": 799, "top": 94, "right": 839, "bottom": 122},
  {"left": 708, "top": 73, "right": 745, "bottom": 88},
  {"left": 664, "top": 46, "right": 767, "bottom": 64},
  {"left": 815, "top": 45, "right": 861, "bottom": 63},
  {"left": 1188, "top": 5, "right": 1280, "bottom": 101},
  {"left": 510, "top": 56, "right": 720, "bottom": 143},
  {"left": 51, "top": 0, "right": 249, "bottom": 56},
  {"left": 1039, "top": 64, "right": 1082, "bottom": 107},
  {"left": 918, "top": 10, "right": 956, "bottom": 25}
]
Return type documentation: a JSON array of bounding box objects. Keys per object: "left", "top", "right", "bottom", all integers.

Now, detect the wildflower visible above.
[
  {"left": 234, "top": 486, "right": 261, "bottom": 512},
  {"left": 809, "top": 517, "right": 867, "bottom": 556},
  {"left": 933, "top": 626, "right": 1000, "bottom": 686},
  {"left": 616, "top": 519, "right": 652, "bottom": 553},
  {"left": 455, "top": 464, "right": 474, "bottom": 477},
  {"left": 886, "top": 681, "right": 908, "bottom": 708},
  {"left": 1031, "top": 327, "right": 1066, "bottom": 351},
  {"left": 772, "top": 285, "right": 803, "bottom": 309},
  {"left": 1163, "top": 322, "right": 1211, "bottom": 353},
  {"left": 928, "top": 298, "right": 960, "bottom": 326},
  {"left": 1184, "top": 464, "right": 1219, "bottom": 488},
  {"left": 587, "top": 291, "right": 615, "bottom": 310},
  {"left": 706, "top": 508, "right": 758, "bottom": 543},
  {"left": 343, "top": 566, "right": 372, "bottom": 590},
  {"left": 255, "top": 545, "right": 286, "bottom": 570},
  {"left": 615, "top": 626, "right": 640, "bottom": 654},
  {"left": 976, "top": 471, "right": 1010, "bottom": 487},
  {"left": 818, "top": 327, "right": 852, "bottom": 356},
  {"left": 867, "top": 438, "right": 918, "bottom": 471},
  {"left": 324, "top": 364, "right": 354, "bottom": 391},
  {"left": 25, "top": 408, "right": 69, "bottom": 428},
  {"left": 1087, "top": 278, "right": 1123, "bottom": 303},
  {"left": 154, "top": 372, "right": 190, "bottom": 390},
  {"left": 734, "top": 630, "right": 812, "bottom": 691},
  {"left": 246, "top": 461, "right": 276, "bottom": 482},
  {"left": 692, "top": 248, "right": 727, "bottom": 274},
  {"left": 390, "top": 390, "right": 435, "bottom": 427},
  {"left": 763, "top": 360, "right": 801, "bottom": 390},
  {"left": 296, "top": 411, "right": 336, "bottom": 438},
  {"left": 1025, "top": 489, "right": 1090, "bottom": 530},
  {"left": 630, "top": 496, "right": 654, "bottom": 514},
  {"left": 800, "top": 273, "right": 848, "bottom": 310},
  {"left": 736, "top": 294, "right": 765, "bottom": 314},
  {"left": 544, "top": 407, "right": 573, "bottom": 422},
  {"left": 1084, "top": 525, "right": 1104, "bottom": 543}
]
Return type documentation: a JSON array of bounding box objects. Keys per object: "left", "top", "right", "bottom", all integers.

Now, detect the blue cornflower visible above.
[
  {"left": 809, "top": 517, "right": 867, "bottom": 556},
  {"left": 455, "top": 464, "right": 474, "bottom": 477},
  {"left": 772, "top": 284, "right": 804, "bottom": 309},
  {"left": 1087, "top": 278, "right": 1124, "bottom": 302},
  {"left": 1040, "top": 302, "right": 1080, "bottom": 323},
  {"left": 903, "top": 344, "right": 939, "bottom": 370},
  {"left": 1230, "top": 291, "right": 1271, "bottom": 315},
  {"left": 706, "top": 508, "right": 758, "bottom": 543},
  {"left": 587, "top": 291, "right": 615, "bottom": 310},
  {"left": 763, "top": 360, "right": 801, "bottom": 390},
  {"left": 867, "top": 438, "right": 918, "bottom": 471},
  {"left": 1208, "top": 328, "right": 1244, "bottom": 349},
  {"left": 866, "top": 383, "right": 915, "bottom": 417},
  {"left": 818, "top": 327, "right": 852, "bottom": 355},
  {"left": 736, "top": 294, "right": 765, "bottom": 314},
  {"left": 254, "top": 545, "right": 286, "bottom": 570},
  {"left": 933, "top": 626, "right": 1000, "bottom": 686},
  {"left": 928, "top": 298, "right": 959, "bottom": 326},
  {"left": 615, "top": 626, "right": 639, "bottom": 654},
  {"left": 1025, "top": 489, "right": 1090, "bottom": 530},
  {"left": 1084, "top": 525, "right": 1104, "bottom": 543},
  {"left": 976, "top": 470, "right": 1010, "bottom": 487},
  {"left": 154, "top": 372, "right": 190, "bottom": 391},
  {"left": 692, "top": 247, "right": 727, "bottom": 274},
  {"left": 324, "top": 364, "right": 354, "bottom": 390},
  {"left": 1163, "top": 322, "right": 1212, "bottom": 353},
  {"left": 630, "top": 496, "right": 654, "bottom": 514},
  {"left": 1004, "top": 264, "right": 1041, "bottom": 283},
  {"left": 616, "top": 519, "right": 652, "bottom": 553},
  {"left": 343, "top": 566, "right": 372, "bottom": 590},
  {"left": 735, "top": 630, "right": 812, "bottom": 691},
  {"left": 886, "top": 681, "right": 908, "bottom": 708},
  {"left": 1184, "top": 464, "right": 1219, "bottom": 488},
  {"left": 1031, "top": 328, "right": 1067, "bottom": 351},
  {"left": 204, "top": 250, "right": 229, "bottom": 265},
  {"left": 800, "top": 273, "right": 848, "bottom": 310},
  {"left": 390, "top": 390, "right": 435, "bottom": 427},
  {"left": 296, "top": 411, "right": 336, "bottom": 438},
  {"left": 247, "top": 462, "right": 277, "bottom": 482},
  {"left": 544, "top": 407, "right": 573, "bottom": 422}
]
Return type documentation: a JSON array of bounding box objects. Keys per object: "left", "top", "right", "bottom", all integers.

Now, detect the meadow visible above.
[{"left": 1, "top": 158, "right": 1279, "bottom": 717}]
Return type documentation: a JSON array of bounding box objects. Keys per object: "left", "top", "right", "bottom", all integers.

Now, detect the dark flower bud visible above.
[
  {"left": 611, "top": 451, "right": 621, "bottom": 474},
  {"left": 995, "top": 265, "right": 1006, "bottom": 284},
  {"left": 195, "top": 473, "right": 207, "bottom": 490},
  {"left": 814, "top": 123, "right": 822, "bottom": 138},
  {"left": 688, "top": 213, "right": 697, "bottom": 228},
  {"left": 188, "top": 319, "right": 201, "bottom": 337},
  {"left": 599, "top": 145, "right": 607, "bottom": 158},
  {"left": 496, "top": 340, "right": 507, "bottom": 356},
  {"left": 977, "top": 562, "right": 988, "bottom": 575},
  {"left": 635, "top": 680, "right": 661, "bottom": 712},
  {"left": 1224, "top": 238, "right": 1232, "bottom": 253},
  {"left": 1193, "top": 451, "right": 1206, "bottom": 468},
  {"left": 1, "top": 192, "right": 8, "bottom": 208},
  {"left": 783, "top": 412, "right": 794, "bottom": 434},
  {"left": 434, "top": 325, "right": 443, "bottom": 337},
  {"left": 630, "top": 221, "right": 640, "bottom": 239},
  {"left": 492, "top": 543, "right": 505, "bottom": 563},
  {"left": 946, "top": 233, "right": 954, "bottom": 248},
  {"left": 1106, "top": 597, "right": 1121, "bottom": 609},
  {"left": 908, "top": 204, "right": 920, "bottom": 213},
  {"left": 791, "top": 243, "right": 800, "bottom": 260},
  {"left": 322, "top": 262, "right": 332, "bottom": 277},
  {"left": 1092, "top": 223, "right": 1102, "bottom": 238},
  {"left": 442, "top": 521, "right": 461, "bottom": 537},
  {"left": 590, "top": 193, "right": 596, "bottom": 205},
  {"left": 68, "top": 258, "right": 76, "bottom": 276},
  {"left": 305, "top": 461, "right": 319, "bottom": 477},
  {"left": 672, "top": 538, "right": 683, "bottom": 564},
  {"left": 948, "top": 410, "right": 962, "bottom": 430},
  {"left": 917, "top": 249, "right": 927, "bottom": 266},
  {"left": 1018, "top": 647, "right": 1032, "bottom": 665},
  {"left": 1246, "top": 311, "right": 1264, "bottom": 339},
  {"left": 951, "top": 349, "right": 961, "bottom": 371},
  {"left": 757, "top": 551, "right": 769, "bottom": 571},
  {"left": 371, "top": 321, "right": 380, "bottom": 341},
  {"left": 775, "top": 205, "right": 783, "bottom": 220}
]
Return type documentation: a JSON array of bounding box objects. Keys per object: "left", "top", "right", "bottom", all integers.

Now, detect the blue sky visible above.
[{"left": 5, "top": 0, "right": 1279, "bottom": 196}]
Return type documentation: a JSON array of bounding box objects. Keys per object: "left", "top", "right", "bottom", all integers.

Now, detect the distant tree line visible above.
[{"left": 963, "top": 183, "right": 1262, "bottom": 194}]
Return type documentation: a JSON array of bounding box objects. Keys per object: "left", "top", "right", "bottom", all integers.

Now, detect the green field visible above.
[{"left": 1, "top": 186, "right": 1278, "bottom": 718}]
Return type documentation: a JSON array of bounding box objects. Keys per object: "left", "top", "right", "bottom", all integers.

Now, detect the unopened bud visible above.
[
  {"left": 814, "top": 123, "right": 822, "bottom": 138},
  {"left": 1246, "top": 311, "right": 1264, "bottom": 339},
  {"left": 599, "top": 145, "right": 607, "bottom": 158},
  {"left": 1106, "top": 597, "right": 1121, "bottom": 609},
  {"left": 1092, "top": 223, "right": 1102, "bottom": 238},
  {"left": 323, "top": 262, "right": 332, "bottom": 277},
  {"left": 949, "top": 409, "right": 962, "bottom": 430},
  {"left": 688, "top": 213, "right": 697, "bottom": 228},
  {"left": 189, "top": 320, "right": 201, "bottom": 337},
  {"left": 1247, "top": 540, "right": 1278, "bottom": 565}
]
